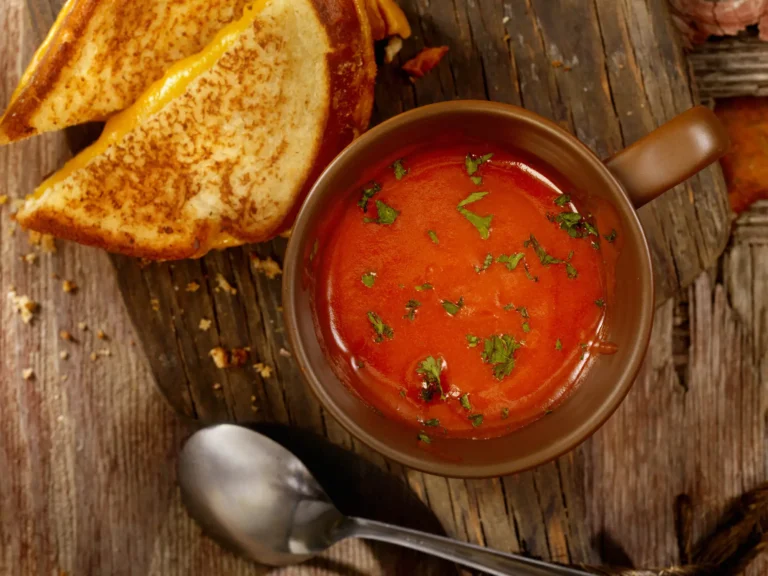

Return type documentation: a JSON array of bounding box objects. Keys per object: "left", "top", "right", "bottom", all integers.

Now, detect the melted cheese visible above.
[{"left": 35, "top": 0, "right": 269, "bottom": 197}]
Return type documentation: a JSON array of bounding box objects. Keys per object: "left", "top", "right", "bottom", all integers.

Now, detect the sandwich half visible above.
[{"left": 14, "top": 0, "right": 376, "bottom": 259}]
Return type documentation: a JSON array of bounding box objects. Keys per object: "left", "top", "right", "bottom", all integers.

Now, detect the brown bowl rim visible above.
[{"left": 283, "top": 100, "right": 654, "bottom": 478}]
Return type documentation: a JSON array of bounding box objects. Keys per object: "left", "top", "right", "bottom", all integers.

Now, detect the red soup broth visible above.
[{"left": 313, "top": 143, "right": 619, "bottom": 440}]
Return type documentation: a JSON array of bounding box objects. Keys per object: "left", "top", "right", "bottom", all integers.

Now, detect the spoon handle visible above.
[{"left": 343, "top": 517, "right": 593, "bottom": 576}]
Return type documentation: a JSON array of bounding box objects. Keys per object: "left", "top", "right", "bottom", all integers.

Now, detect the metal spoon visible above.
[{"left": 178, "top": 424, "right": 593, "bottom": 576}]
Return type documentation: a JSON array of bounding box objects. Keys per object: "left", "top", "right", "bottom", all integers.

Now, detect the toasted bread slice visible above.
[
  {"left": 15, "top": 0, "right": 376, "bottom": 260},
  {"left": 0, "top": 0, "right": 259, "bottom": 144}
]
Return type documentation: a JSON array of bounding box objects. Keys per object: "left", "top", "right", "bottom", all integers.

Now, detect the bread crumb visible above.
[
  {"left": 250, "top": 395, "right": 256, "bottom": 401},
  {"left": 61, "top": 375, "right": 68, "bottom": 382},
  {"left": 97, "top": 348, "right": 111, "bottom": 357},
  {"left": 279, "top": 228, "right": 292, "bottom": 239},
  {"left": 209, "top": 347, "right": 229, "bottom": 368},
  {"left": 186, "top": 282, "right": 200, "bottom": 292},
  {"left": 9, "top": 291, "right": 39, "bottom": 324},
  {"left": 90, "top": 352, "right": 98, "bottom": 361},
  {"left": 60, "top": 351, "right": 69, "bottom": 360},
  {"left": 253, "top": 362, "right": 273, "bottom": 378},
  {"left": 212, "top": 382, "right": 222, "bottom": 390},
  {"left": 60, "top": 330, "right": 74, "bottom": 342},
  {"left": 22, "top": 253, "right": 38, "bottom": 264},
  {"left": 209, "top": 346, "right": 248, "bottom": 368},
  {"left": 199, "top": 318, "right": 212, "bottom": 331},
  {"left": 150, "top": 298, "right": 160, "bottom": 311},
  {"left": 216, "top": 274, "right": 237, "bottom": 295},
  {"left": 250, "top": 255, "right": 282, "bottom": 279},
  {"left": 62, "top": 280, "right": 77, "bottom": 293},
  {"left": 0, "top": 194, "right": 7, "bottom": 205},
  {"left": 551, "top": 60, "right": 563, "bottom": 68},
  {"left": 384, "top": 36, "right": 403, "bottom": 63},
  {"left": 279, "top": 347, "right": 292, "bottom": 358},
  {"left": 251, "top": 405, "right": 259, "bottom": 412},
  {"left": 96, "top": 329, "right": 108, "bottom": 340},
  {"left": 29, "top": 231, "right": 56, "bottom": 253},
  {"left": 502, "top": 15, "right": 510, "bottom": 23},
  {"left": 77, "top": 322, "right": 88, "bottom": 331},
  {"left": 22, "top": 368, "right": 34, "bottom": 380}
]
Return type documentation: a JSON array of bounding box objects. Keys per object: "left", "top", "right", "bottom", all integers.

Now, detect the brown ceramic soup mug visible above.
[{"left": 283, "top": 101, "right": 728, "bottom": 477}]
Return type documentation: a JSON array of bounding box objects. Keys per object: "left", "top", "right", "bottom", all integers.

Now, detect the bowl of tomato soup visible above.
[{"left": 283, "top": 102, "right": 728, "bottom": 477}]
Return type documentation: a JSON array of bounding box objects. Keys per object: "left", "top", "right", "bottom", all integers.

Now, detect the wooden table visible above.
[{"left": 2, "top": 0, "right": 767, "bottom": 574}]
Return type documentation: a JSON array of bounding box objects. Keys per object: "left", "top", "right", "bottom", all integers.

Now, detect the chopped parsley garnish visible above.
[
  {"left": 357, "top": 182, "right": 381, "bottom": 212},
  {"left": 604, "top": 229, "right": 618, "bottom": 243},
  {"left": 424, "top": 418, "right": 440, "bottom": 427},
  {"left": 528, "top": 234, "right": 563, "bottom": 265},
  {"left": 417, "top": 356, "right": 445, "bottom": 402},
  {"left": 465, "top": 153, "right": 493, "bottom": 176},
  {"left": 595, "top": 298, "right": 605, "bottom": 308},
  {"left": 566, "top": 263, "right": 578, "bottom": 279},
  {"left": 361, "top": 271, "right": 376, "bottom": 287},
  {"left": 309, "top": 239, "right": 319, "bottom": 262},
  {"left": 428, "top": 230, "right": 439, "bottom": 244},
  {"left": 480, "top": 334, "right": 521, "bottom": 380},
  {"left": 442, "top": 296, "right": 464, "bottom": 316},
  {"left": 554, "top": 211, "right": 599, "bottom": 239},
  {"left": 554, "top": 194, "right": 571, "bottom": 207},
  {"left": 579, "top": 342, "right": 588, "bottom": 360},
  {"left": 367, "top": 311, "right": 394, "bottom": 342},
  {"left": 501, "top": 407, "right": 509, "bottom": 419},
  {"left": 503, "top": 303, "right": 516, "bottom": 311},
  {"left": 555, "top": 338, "right": 563, "bottom": 351},
  {"left": 523, "top": 263, "right": 538, "bottom": 282},
  {"left": 522, "top": 322, "right": 531, "bottom": 333},
  {"left": 591, "top": 241, "right": 600, "bottom": 250},
  {"left": 517, "top": 306, "right": 529, "bottom": 318},
  {"left": 466, "top": 334, "right": 481, "bottom": 347},
  {"left": 475, "top": 253, "right": 493, "bottom": 273},
  {"left": 567, "top": 250, "right": 574, "bottom": 261},
  {"left": 470, "top": 175, "right": 483, "bottom": 186},
  {"left": 460, "top": 393, "right": 472, "bottom": 410},
  {"left": 497, "top": 252, "right": 525, "bottom": 271},
  {"left": 364, "top": 200, "right": 400, "bottom": 225},
  {"left": 415, "top": 283, "right": 433, "bottom": 291},
  {"left": 404, "top": 299, "right": 421, "bottom": 320},
  {"left": 468, "top": 414, "right": 484, "bottom": 427},
  {"left": 417, "top": 432, "right": 431, "bottom": 444},
  {"left": 400, "top": 389, "right": 407, "bottom": 398},
  {"left": 545, "top": 408, "right": 553, "bottom": 415},
  {"left": 457, "top": 192, "right": 492, "bottom": 239},
  {"left": 392, "top": 159, "right": 408, "bottom": 180},
  {"left": 584, "top": 221, "right": 598, "bottom": 237}
]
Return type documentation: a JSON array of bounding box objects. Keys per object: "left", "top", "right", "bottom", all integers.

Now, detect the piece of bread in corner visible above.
[{"left": 15, "top": 0, "right": 376, "bottom": 260}]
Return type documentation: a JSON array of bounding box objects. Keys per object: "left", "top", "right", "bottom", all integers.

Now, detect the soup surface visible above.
[{"left": 314, "top": 143, "right": 617, "bottom": 440}]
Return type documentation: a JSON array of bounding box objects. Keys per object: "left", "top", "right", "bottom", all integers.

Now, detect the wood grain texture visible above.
[
  {"left": 2, "top": 0, "right": 760, "bottom": 575},
  {"left": 690, "top": 36, "right": 768, "bottom": 99}
]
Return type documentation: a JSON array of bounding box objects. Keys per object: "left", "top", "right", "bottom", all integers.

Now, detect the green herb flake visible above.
[
  {"left": 468, "top": 413, "right": 484, "bottom": 427},
  {"left": 501, "top": 407, "right": 509, "bottom": 420},
  {"left": 555, "top": 338, "right": 563, "bottom": 351},
  {"left": 524, "top": 263, "right": 539, "bottom": 283},
  {"left": 415, "top": 283, "right": 433, "bottom": 291},
  {"left": 579, "top": 342, "right": 588, "bottom": 361},
  {"left": 400, "top": 389, "right": 407, "bottom": 398},
  {"left": 442, "top": 296, "right": 465, "bottom": 316},
  {"left": 584, "top": 220, "right": 598, "bottom": 237},
  {"left": 497, "top": 252, "right": 525, "bottom": 271},
  {"left": 595, "top": 298, "right": 605, "bottom": 308},
  {"left": 357, "top": 182, "right": 382, "bottom": 212},
  {"left": 522, "top": 322, "right": 531, "bottom": 333},
  {"left": 528, "top": 234, "right": 563, "bottom": 265},
  {"left": 417, "top": 432, "right": 432, "bottom": 444},
  {"left": 465, "top": 153, "right": 493, "bottom": 176},
  {"left": 555, "top": 211, "right": 584, "bottom": 238},
  {"left": 417, "top": 356, "right": 445, "bottom": 402},
  {"left": 404, "top": 299, "right": 421, "bottom": 321},
  {"left": 460, "top": 393, "right": 472, "bottom": 411},
  {"left": 567, "top": 250, "right": 574, "bottom": 261},
  {"left": 517, "top": 306, "right": 529, "bottom": 318},
  {"left": 428, "top": 230, "right": 439, "bottom": 244},
  {"left": 466, "top": 334, "right": 481, "bottom": 348},
  {"left": 566, "top": 263, "right": 578, "bottom": 279},
  {"left": 604, "top": 229, "right": 618, "bottom": 243},
  {"left": 475, "top": 253, "right": 493, "bottom": 273},
  {"left": 457, "top": 192, "right": 492, "bottom": 239},
  {"left": 591, "top": 241, "right": 600, "bottom": 251},
  {"left": 364, "top": 200, "right": 400, "bottom": 225},
  {"left": 367, "top": 311, "right": 394, "bottom": 343},
  {"left": 392, "top": 159, "right": 408, "bottom": 180},
  {"left": 309, "top": 239, "right": 319, "bottom": 262},
  {"left": 554, "top": 194, "right": 571, "bottom": 207},
  {"left": 480, "top": 334, "right": 521, "bottom": 380},
  {"left": 503, "top": 303, "right": 515, "bottom": 311},
  {"left": 470, "top": 175, "right": 483, "bottom": 186},
  {"left": 361, "top": 271, "right": 376, "bottom": 287},
  {"left": 545, "top": 408, "right": 553, "bottom": 415},
  {"left": 424, "top": 418, "right": 440, "bottom": 427}
]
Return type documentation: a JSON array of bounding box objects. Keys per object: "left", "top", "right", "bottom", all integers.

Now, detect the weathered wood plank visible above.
[{"left": 690, "top": 36, "right": 768, "bottom": 100}]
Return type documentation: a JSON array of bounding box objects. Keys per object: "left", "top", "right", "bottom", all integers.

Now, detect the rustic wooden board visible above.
[
  {"left": 689, "top": 35, "right": 768, "bottom": 99},
  {"left": 5, "top": 0, "right": 751, "bottom": 574}
]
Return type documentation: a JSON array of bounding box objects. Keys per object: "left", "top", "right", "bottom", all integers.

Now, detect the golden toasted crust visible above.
[
  {"left": 16, "top": 0, "right": 376, "bottom": 260},
  {"left": 0, "top": 0, "right": 252, "bottom": 143}
]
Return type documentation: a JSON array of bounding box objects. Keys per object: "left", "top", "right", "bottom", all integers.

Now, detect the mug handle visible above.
[{"left": 604, "top": 106, "right": 729, "bottom": 208}]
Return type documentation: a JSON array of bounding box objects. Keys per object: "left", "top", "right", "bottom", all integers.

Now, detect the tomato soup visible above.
[{"left": 313, "top": 143, "right": 618, "bottom": 440}]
